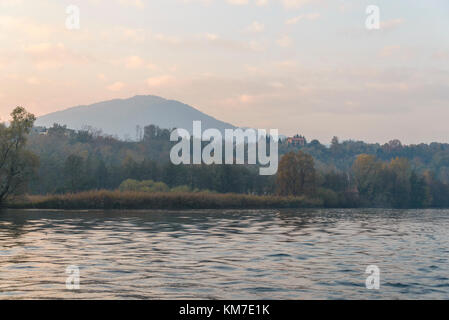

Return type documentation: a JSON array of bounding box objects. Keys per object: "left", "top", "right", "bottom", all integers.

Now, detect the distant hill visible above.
[{"left": 35, "top": 95, "right": 236, "bottom": 139}]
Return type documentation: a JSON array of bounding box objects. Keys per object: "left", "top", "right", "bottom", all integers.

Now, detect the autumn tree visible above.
[
  {"left": 352, "top": 154, "right": 384, "bottom": 203},
  {"left": 387, "top": 157, "right": 411, "bottom": 208},
  {"left": 353, "top": 155, "right": 427, "bottom": 207},
  {"left": 0, "top": 107, "right": 38, "bottom": 205},
  {"left": 276, "top": 151, "right": 316, "bottom": 196}
]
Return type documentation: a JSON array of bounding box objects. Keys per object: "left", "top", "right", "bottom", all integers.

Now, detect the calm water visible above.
[{"left": 1, "top": 208, "right": 449, "bottom": 299}]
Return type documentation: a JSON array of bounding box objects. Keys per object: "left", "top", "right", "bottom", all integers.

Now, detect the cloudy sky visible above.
[{"left": 0, "top": 0, "right": 448, "bottom": 144}]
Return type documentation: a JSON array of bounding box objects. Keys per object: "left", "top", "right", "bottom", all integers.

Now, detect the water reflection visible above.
[{"left": 0, "top": 208, "right": 449, "bottom": 299}]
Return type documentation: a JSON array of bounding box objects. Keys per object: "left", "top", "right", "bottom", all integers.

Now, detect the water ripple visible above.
[{"left": 1, "top": 208, "right": 449, "bottom": 299}]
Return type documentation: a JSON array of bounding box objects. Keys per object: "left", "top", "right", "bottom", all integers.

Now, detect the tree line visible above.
[
  {"left": 3, "top": 106, "right": 449, "bottom": 208},
  {"left": 276, "top": 151, "right": 443, "bottom": 208}
]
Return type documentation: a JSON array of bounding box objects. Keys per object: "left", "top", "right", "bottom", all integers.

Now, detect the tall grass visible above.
[{"left": 6, "top": 190, "right": 322, "bottom": 210}]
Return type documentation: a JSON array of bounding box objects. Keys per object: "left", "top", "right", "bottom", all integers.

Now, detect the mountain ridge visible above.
[{"left": 35, "top": 95, "right": 237, "bottom": 139}]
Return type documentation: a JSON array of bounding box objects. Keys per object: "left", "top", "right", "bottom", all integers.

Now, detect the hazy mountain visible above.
[{"left": 35, "top": 95, "right": 236, "bottom": 139}]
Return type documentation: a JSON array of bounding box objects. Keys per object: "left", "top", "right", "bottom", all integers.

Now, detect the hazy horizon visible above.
[
  {"left": 0, "top": 0, "right": 448, "bottom": 144},
  {"left": 28, "top": 93, "right": 449, "bottom": 146}
]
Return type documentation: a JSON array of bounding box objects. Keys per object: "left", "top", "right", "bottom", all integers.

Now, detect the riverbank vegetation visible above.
[
  {"left": 7, "top": 191, "right": 321, "bottom": 210},
  {"left": 3, "top": 107, "right": 449, "bottom": 209}
]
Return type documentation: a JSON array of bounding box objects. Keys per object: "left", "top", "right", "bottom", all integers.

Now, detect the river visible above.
[{"left": 1, "top": 208, "right": 448, "bottom": 299}]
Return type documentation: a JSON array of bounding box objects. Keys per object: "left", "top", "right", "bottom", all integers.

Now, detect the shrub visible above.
[
  {"left": 171, "top": 185, "right": 191, "bottom": 193},
  {"left": 118, "top": 179, "right": 169, "bottom": 193}
]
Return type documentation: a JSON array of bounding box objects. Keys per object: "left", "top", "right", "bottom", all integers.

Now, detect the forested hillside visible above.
[
  {"left": 26, "top": 123, "right": 449, "bottom": 208},
  {"left": 28, "top": 124, "right": 274, "bottom": 196}
]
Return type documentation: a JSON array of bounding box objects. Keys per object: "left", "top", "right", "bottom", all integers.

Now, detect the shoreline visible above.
[
  {"left": 3, "top": 190, "right": 323, "bottom": 210},
  {"left": 3, "top": 190, "right": 444, "bottom": 211}
]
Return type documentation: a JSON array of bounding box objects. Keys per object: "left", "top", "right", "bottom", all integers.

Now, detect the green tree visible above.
[
  {"left": 95, "top": 159, "right": 109, "bottom": 189},
  {"left": 410, "top": 171, "right": 430, "bottom": 208},
  {"left": 64, "top": 154, "right": 84, "bottom": 192},
  {"left": 0, "top": 107, "right": 38, "bottom": 205},
  {"left": 423, "top": 170, "right": 449, "bottom": 207}
]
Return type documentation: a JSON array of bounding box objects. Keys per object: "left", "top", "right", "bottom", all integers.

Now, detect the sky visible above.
[{"left": 0, "top": 0, "right": 448, "bottom": 144}]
